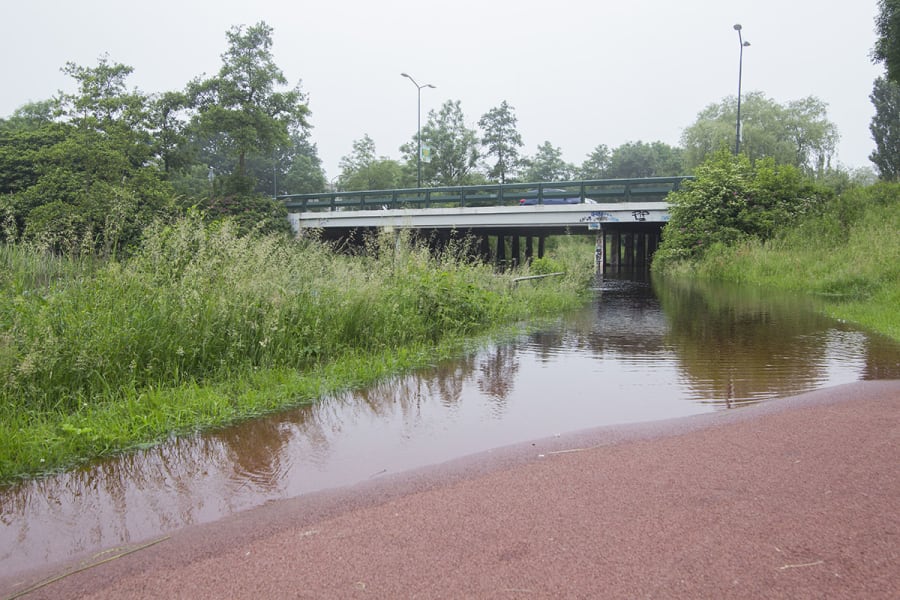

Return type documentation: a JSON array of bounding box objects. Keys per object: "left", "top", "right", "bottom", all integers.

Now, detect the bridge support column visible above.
[
  {"left": 525, "top": 236, "right": 534, "bottom": 264},
  {"left": 495, "top": 234, "right": 506, "bottom": 268},
  {"left": 609, "top": 231, "right": 620, "bottom": 269},
  {"left": 479, "top": 234, "right": 491, "bottom": 263},
  {"left": 623, "top": 233, "right": 634, "bottom": 268},
  {"left": 435, "top": 229, "right": 450, "bottom": 254},
  {"left": 595, "top": 232, "right": 605, "bottom": 271},
  {"left": 648, "top": 232, "right": 659, "bottom": 259},
  {"left": 635, "top": 232, "right": 647, "bottom": 266},
  {"left": 511, "top": 235, "right": 521, "bottom": 268},
  {"left": 538, "top": 236, "right": 546, "bottom": 259}
]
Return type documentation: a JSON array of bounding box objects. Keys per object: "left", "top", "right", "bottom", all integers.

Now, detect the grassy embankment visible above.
[
  {"left": 657, "top": 183, "right": 900, "bottom": 341},
  {"left": 0, "top": 218, "right": 595, "bottom": 483}
]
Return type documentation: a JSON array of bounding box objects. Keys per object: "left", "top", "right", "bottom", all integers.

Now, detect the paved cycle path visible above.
[{"left": 4, "top": 380, "right": 898, "bottom": 599}]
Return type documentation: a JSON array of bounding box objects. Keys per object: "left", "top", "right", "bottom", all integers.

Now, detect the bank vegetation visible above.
[
  {"left": 0, "top": 219, "right": 593, "bottom": 482},
  {"left": 653, "top": 152, "right": 899, "bottom": 341}
]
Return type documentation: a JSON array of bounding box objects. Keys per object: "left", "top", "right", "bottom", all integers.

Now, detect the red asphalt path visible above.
[{"left": 3, "top": 380, "right": 899, "bottom": 599}]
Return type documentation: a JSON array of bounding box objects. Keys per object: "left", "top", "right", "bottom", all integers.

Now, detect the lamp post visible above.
[
  {"left": 733, "top": 24, "right": 750, "bottom": 155},
  {"left": 401, "top": 72, "right": 435, "bottom": 188}
]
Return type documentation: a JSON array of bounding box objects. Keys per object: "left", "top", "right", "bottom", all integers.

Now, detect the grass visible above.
[
  {"left": 656, "top": 182, "right": 900, "bottom": 341},
  {"left": 0, "top": 218, "right": 595, "bottom": 482}
]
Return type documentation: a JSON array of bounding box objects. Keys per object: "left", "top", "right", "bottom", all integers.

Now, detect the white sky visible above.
[{"left": 0, "top": 0, "right": 885, "bottom": 180}]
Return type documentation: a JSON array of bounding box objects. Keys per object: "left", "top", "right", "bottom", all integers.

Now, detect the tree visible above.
[
  {"left": 188, "top": 22, "right": 309, "bottom": 193},
  {"left": 339, "top": 135, "right": 402, "bottom": 191},
  {"left": 243, "top": 123, "right": 326, "bottom": 196},
  {"left": 478, "top": 100, "right": 523, "bottom": 183},
  {"left": 59, "top": 55, "right": 155, "bottom": 170},
  {"left": 782, "top": 97, "right": 839, "bottom": 174},
  {"left": 149, "top": 90, "right": 193, "bottom": 175},
  {"left": 874, "top": 0, "right": 900, "bottom": 84},
  {"left": 522, "top": 142, "right": 574, "bottom": 182},
  {"left": 0, "top": 57, "right": 175, "bottom": 254},
  {"left": 681, "top": 93, "right": 839, "bottom": 175},
  {"left": 869, "top": 76, "right": 900, "bottom": 181},
  {"left": 278, "top": 128, "right": 327, "bottom": 194},
  {"left": 578, "top": 144, "right": 611, "bottom": 179},
  {"left": 606, "top": 141, "right": 684, "bottom": 179},
  {"left": 406, "top": 100, "right": 480, "bottom": 186},
  {"left": 0, "top": 100, "right": 56, "bottom": 132}
]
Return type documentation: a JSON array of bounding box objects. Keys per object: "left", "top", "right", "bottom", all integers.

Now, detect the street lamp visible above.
[
  {"left": 733, "top": 24, "right": 750, "bottom": 155},
  {"left": 401, "top": 72, "right": 436, "bottom": 188}
]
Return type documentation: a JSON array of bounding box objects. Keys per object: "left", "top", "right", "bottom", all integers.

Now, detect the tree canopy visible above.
[
  {"left": 187, "top": 22, "right": 310, "bottom": 194},
  {"left": 681, "top": 92, "right": 838, "bottom": 175},
  {"left": 338, "top": 135, "right": 403, "bottom": 191},
  {"left": 869, "top": 76, "right": 900, "bottom": 181},
  {"left": 0, "top": 22, "right": 321, "bottom": 252},
  {"left": 0, "top": 57, "right": 174, "bottom": 255},
  {"left": 409, "top": 100, "right": 481, "bottom": 186},
  {"left": 522, "top": 142, "right": 574, "bottom": 182},
  {"left": 874, "top": 0, "right": 900, "bottom": 84},
  {"left": 478, "top": 101, "right": 524, "bottom": 184}
]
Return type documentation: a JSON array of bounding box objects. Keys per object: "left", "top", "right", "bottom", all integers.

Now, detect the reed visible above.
[{"left": 0, "top": 218, "right": 592, "bottom": 481}]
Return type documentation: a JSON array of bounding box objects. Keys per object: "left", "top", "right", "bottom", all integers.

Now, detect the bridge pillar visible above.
[
  {"left": 648, "top": 232, "right": 659, "bottom": 258},
  {"left": 479, "top": 234, "right": 491, "bottom": 263},
  {"left": 595, "top": 232, "right": 605, "bottom": 270},
  {"left": 623, "top": 234, "right": 634, "bottom": 267},
  {"left": 511, "top": 235, "right": 521, "bottom": 268},
  {"left": 496, "top": 234, "right": 506, "bottom": 268},
  {"left": 435, "top": 229, "right": 450, "bottom": 254},
  {"left": 525, "top": 236, "right": 534, "bottom": 264},
  {"left": 635, "top": 232, "right": 647, "bottom": 266},
  {"left": 538, "top": 236, "right": 546, "bottom": 259},
  {"left": 609, "top": 231, "right": 620, "bottom": 269}
]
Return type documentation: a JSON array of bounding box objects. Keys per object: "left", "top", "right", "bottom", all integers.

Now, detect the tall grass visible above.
[
  {"left": 0, "top": 218, "right": 592, "bottom": 481},
  {"left": 657, "top": 183, "right": 900, "bottom": 340}
]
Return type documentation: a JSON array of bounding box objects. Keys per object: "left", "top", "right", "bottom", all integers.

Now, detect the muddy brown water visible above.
[{"left": 2, "top": 273, "right": 898, "bottom": 578}]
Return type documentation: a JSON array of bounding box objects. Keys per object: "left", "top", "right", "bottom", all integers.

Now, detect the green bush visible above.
[
  {"left": 653, "top": 150, "right": 829, "bottom": 269},
  {"left": 530, "top": 256, "right": 564, "bottom": 275}
]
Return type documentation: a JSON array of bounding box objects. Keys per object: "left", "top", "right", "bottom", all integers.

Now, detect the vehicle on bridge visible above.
[{"left": 519, "top": 188, "right": 598, "bottom": 206}]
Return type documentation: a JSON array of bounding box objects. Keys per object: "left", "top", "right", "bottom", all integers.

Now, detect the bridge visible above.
[{"left": 280, "top": 177, "right": 691, "bottom": 269}]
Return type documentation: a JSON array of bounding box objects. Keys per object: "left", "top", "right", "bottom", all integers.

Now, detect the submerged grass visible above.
[
  {"left": 0, "top": 218, "right": 594, "bottom": 482},
  {"left": 656, "top": 183, "right": 900, "bottom": 341}
]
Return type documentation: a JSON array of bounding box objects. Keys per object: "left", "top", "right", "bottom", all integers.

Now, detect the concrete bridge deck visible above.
[
  {"left": 280, "top": 177, "right": 691, "bottom": 269},
  {"left": 288, "top": 201, "right": 670, "bottom": 236}
]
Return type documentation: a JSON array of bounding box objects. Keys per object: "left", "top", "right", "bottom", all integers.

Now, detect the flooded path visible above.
[{"left": 2, "top": 275, "right": 898, "bottom": 576}]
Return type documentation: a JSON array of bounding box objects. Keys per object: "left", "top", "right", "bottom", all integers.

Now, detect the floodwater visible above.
[{"left": 2, "top": 273, "right": 898, "bottom": 577}]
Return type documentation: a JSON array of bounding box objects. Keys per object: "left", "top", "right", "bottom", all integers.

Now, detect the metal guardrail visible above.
[{"left": 279, "top": 177, "right": 692, "bottom": 213}]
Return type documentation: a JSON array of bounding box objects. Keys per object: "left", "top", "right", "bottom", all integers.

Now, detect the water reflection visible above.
[
  {"left": 656, "top": 278, "right": 899, "bottom": 404},
  {"left": 2, "top": 275, "right": 898, "bottom": 581}
]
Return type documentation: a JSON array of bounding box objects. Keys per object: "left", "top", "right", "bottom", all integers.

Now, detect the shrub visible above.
[{"left": 654, "top": 150, "right": 829, "bottom": 270}]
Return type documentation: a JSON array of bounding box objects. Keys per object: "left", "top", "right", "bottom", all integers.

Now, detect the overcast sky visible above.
[{"left": 1, "top": 0, "right": 885, "bottom": 180}]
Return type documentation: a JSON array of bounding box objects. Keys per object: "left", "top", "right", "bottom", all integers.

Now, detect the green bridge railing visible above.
[{"left": 279, "top": 176, "right": 692, "bottom": 212}]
